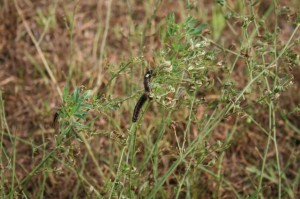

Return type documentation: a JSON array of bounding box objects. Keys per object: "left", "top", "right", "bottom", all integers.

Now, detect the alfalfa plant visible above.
[
  {"left": 54, "top": 87, "right": 93, "bottom": 142},
  {"left": 118, "top": 13, "right": 235, "bottom": 197},
  {"left": 122, "top": 8, "right": 300, "bottom": 197},
  {"left": 53, "top": 85, "right": 127, "bottom": 161},
  {"left": 52, "top": 7, "right": 299, "bottom": 197}
]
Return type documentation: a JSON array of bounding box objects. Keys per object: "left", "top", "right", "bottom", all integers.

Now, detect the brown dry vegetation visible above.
[{"left": 1, "top": 0, "right": 300, "bottom": 198}]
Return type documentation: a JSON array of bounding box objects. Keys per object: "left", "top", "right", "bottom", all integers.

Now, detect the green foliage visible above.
[
  {"left": 52, "top": 7, "right": 299, "bottom": 197},
  {"left": 3, "top": 1, "right": 300, "bottom": 198},
  {"left": 212, "top": 4, "right": 226, "bottom": 39},
  {"left": 57, "top": 87, "right": 93, "bottom": 139},
  {"left": 153, "top": 14, "right": 213, "bottom": 108}
]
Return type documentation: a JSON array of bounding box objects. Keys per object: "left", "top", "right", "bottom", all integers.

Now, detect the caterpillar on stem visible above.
[
  {"left": 144, "top": 70, "right": 153, "bottom": 93},
  {"left": 132, "top": 70, "right": 154, "bottom": 122},
  {"left": 132, "top": 93, "right": 149, "bottom": 122}
]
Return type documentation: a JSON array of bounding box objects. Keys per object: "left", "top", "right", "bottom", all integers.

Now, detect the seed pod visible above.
[
  {"left": 144, "top": 70, "right": 153, "bottom": 93},
  {"left": 132, "top": 93, "right": 148, "bottom": 122}
]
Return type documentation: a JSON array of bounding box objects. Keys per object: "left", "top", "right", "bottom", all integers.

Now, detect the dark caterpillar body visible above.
[
  {"left": 143, "top": 70, "right": 153, "bottom": 93},
  {"left": 132, "top": 70, "right": 154, "bottom": 123},
  {"left": 53, "top": 109, "right": 60, "bottom": 132},
  {"left": 132, "top": 93, "right": 149, "bottom": 122}
]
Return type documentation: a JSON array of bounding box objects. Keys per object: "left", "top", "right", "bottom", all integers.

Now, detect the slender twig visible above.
[
  {"left": 94, "top": 0, "right": 113, "bottom": 94},
  {"left": 14, "top": 0, "right": 62, "bottom": 98}
]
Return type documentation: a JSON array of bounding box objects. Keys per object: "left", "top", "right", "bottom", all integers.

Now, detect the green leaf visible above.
[
  {"left": 188, "top": 24, "right": 207, "bottom": 35},
  {"left": 74, "top": 111, "right": 88, "bottom": 119},
  {"left": 72, "top": 87, "right": 81, "bottom": 103},
  {"left": 80, "top": 104, "right": 93, "bottom": 109},
  {"left": 185, "top": 16, "right": 197, "bottom": 28},
  {"left": 62, "top": 125, "right": 71, "bottom": 135},
  {"left": 71, "top": 104, "right": 81, "bottom": 114},
  {"left": 72, "top": 121, "right": 87, "bottom": 129},
  {"left": 79, "top": 90, "right": 92, "bottom": 102},
  {"left": 246, "top": 190, "right": 260, "bottom": 199},
  {"left": 212, "top": 5, "right": 225, "bottom": 40},
  {"left": 63, "top": 86, "right": 70, "bottom": 102},
  {"left": 165, "top": 12, "right": 177, "bottom": 41}
]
